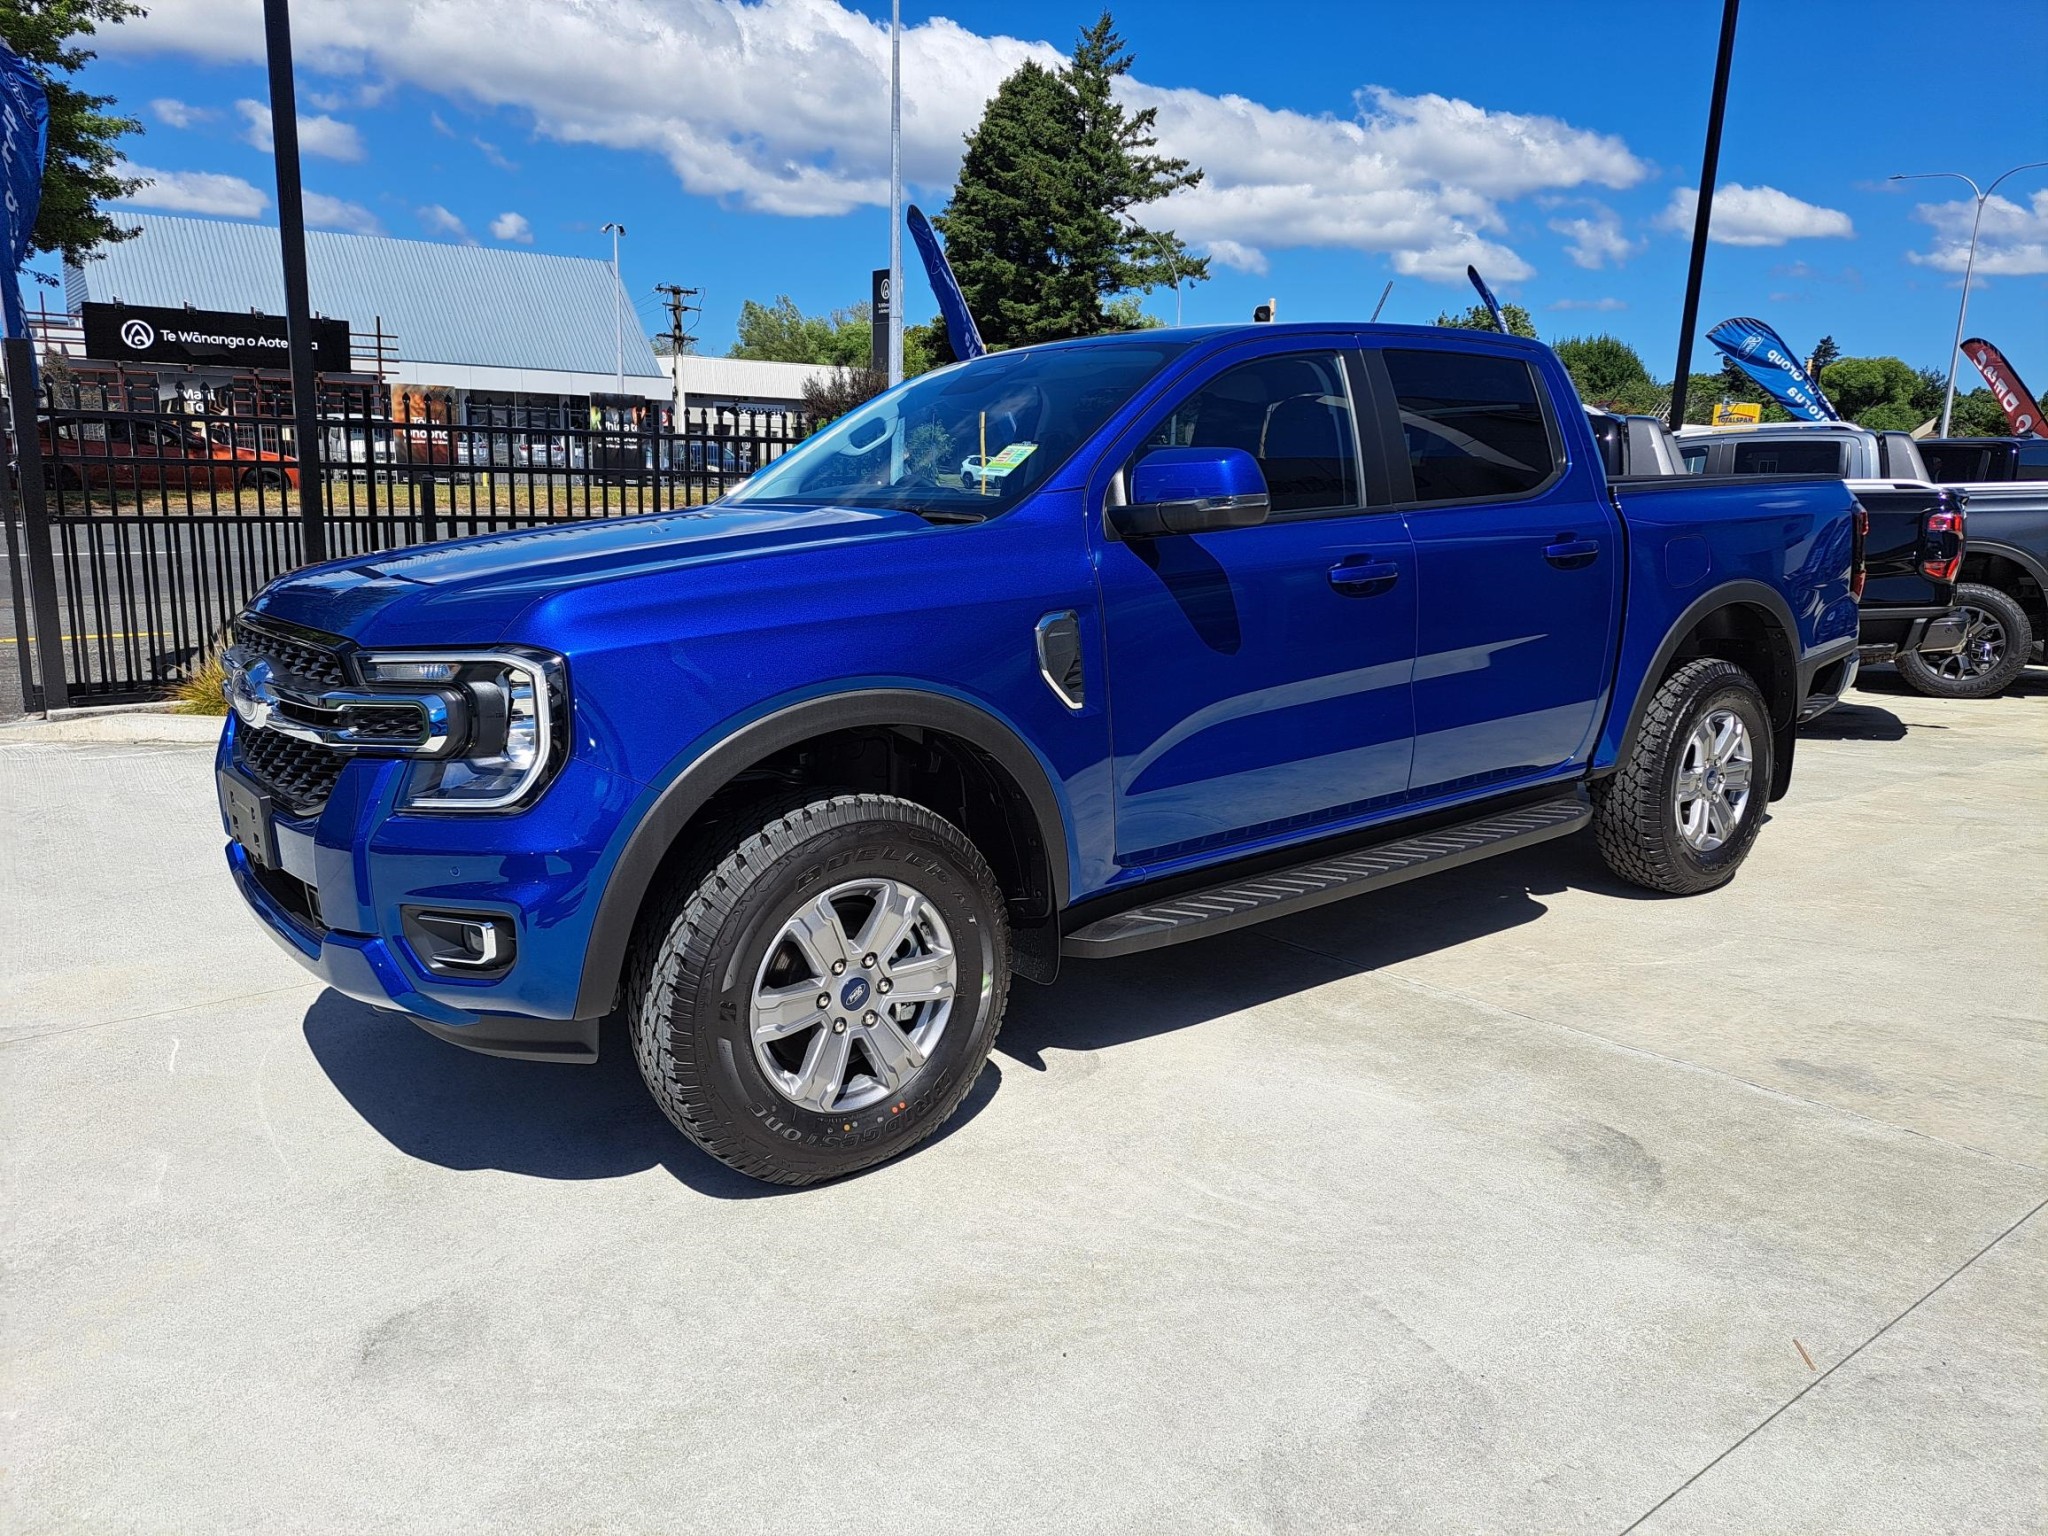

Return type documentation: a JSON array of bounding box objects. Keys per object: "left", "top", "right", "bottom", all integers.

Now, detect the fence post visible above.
[
  {"left": 2, "top": 337, "right": 69, "bottom": 711},
  {"left": 418, "top": 471, "right": 437, "bottom": 545}
]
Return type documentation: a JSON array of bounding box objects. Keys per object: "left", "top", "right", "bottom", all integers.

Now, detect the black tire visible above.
[
  {"left": 240, "top": 467, "right": 284, "bottom": 492},
  {"left": 627, "top": 793, "right": 1010, "bottom": 1186},
  {"left": 45, "top": 463, "right": 83, "bottom": 495},
  {"left": 1591, "top": 657, "right": 1774, "bottom": 896},
  {"left": 1895, "top": 582, "right": 2032, "bottom": 700}
]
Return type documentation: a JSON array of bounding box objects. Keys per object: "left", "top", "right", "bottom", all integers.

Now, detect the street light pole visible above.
[
  {"left": 261, "top": 0, "right": 327, "bottom": 563},
  {"left": 1125, "top": 221, "right": 1182, "bottom": 326},
  {"left": 886, "top": 0, "right": 903, "bottom": 385},
  {"left": 601, "top": 221, "right": 625, "bottom": 397},
  {"left": 1889, "top": 161, "right": 2048, "bottom": 437}
]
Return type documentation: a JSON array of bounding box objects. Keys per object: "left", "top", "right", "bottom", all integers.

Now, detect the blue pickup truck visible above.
[{"left": 219, "top": 324, "right": 1861, "bottom": 1184}]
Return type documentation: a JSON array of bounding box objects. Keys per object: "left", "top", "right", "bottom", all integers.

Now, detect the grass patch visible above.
[{"left": 174, "top": 654, "right": 228, "bottom": 716}]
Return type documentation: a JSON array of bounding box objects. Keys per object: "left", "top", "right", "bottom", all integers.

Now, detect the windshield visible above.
[{"left": 725, "top": 337, "right": 1190, "bottom": 519}]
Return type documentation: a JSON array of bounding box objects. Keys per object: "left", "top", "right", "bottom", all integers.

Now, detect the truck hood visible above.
[{"left": 247, "top": 502, "right": 932, "bottom": 645}]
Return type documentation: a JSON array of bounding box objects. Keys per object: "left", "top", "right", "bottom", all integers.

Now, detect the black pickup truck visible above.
[
  {"left": 1916, "top": 437, "right": 2047, "bottom": 694},
  {"left": 1675, "top": 424, "right": 1978, "bottom": 694}
]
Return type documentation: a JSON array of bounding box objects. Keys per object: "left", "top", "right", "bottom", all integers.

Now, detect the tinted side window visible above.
[
  {"left": 2018, "top": 443, "right": 2048, "bottom": 482},
  {"left": 1384, "top": 349, "right": 1555, "bottom": 503},
  {"left": 1679, "top": 443, "right": 1709, "bottom": 474},
  {"left": 1138, "top": 351, "right": 1361, "bottom": 515},
  {"left": 1731, "top": 439, "right": 1844, "bottom": 476}
]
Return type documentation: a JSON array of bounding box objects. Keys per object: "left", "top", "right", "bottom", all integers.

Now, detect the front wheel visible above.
[
  {"left": 1895, "top": 583, "right": 2032, "bottom": 700},
  {"left": 1592, "top": 657, "right": 1773, "bottom": 895},
  {"left": 627, "top": 793, "right": 1010, "bottom": 1186}
]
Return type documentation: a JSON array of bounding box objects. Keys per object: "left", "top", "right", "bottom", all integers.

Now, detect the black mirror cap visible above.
[{"left": 1110, "top": 491, "right": 1272, "bottom": 539}]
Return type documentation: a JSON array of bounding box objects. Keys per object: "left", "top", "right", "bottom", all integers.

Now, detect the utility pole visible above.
[
  {"left": 655, "top": 282, "right": 700, "bottom": 422},
  {"left": 1667, "top": 0, "right": 1740, "bottom": 431},
  {"left": 602, "top": 221, "right": 626, "bottom": 397},
  {"left": 261, "top": 0, "right": 327, "bottom": 563},
  {"left": 886, "top": 0, "right": 903, "bottom": 385}
]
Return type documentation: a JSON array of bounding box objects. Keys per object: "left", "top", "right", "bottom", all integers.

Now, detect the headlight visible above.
[{"left": 354, "top": 649, "right": 568, "bottom": 812}]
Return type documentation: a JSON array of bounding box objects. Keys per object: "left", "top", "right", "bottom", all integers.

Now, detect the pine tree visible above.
[{"left": 936, "top": 13, "right": 1206, "bottom": 348}]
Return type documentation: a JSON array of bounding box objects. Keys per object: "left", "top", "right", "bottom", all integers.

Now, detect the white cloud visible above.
[
  {"left": 236, "top": 98, "right": 367, "bottom": 161},
  {"left": 304, "top": 192, "right": 382, "bottom": 234},
  {"left": 417, "top": 203, "right": 474, "bottom": 243},
  {"left": 109, "top": 0, "right": 1650, "bottom": 282},
  {"left": 1656, "top": 184, "right": 1853, "bottom": 247},
  {"left": 489, "top": 210, "right": 534, "bottom": 243},
  {"left": 151, "top": 97, "right": 214, "bottom": 129},
  {"left": 1908, "top": 189, "right": 2048, "bottom": 278},
  {"left": 114, "top": 161, "right": 268, "bottom": 218},
  {"left": 1547, "top": 202, "right": 1636, "bottom": 269},
  {"left": 1548, "top": 296, "right": 1626, "bottom": 312},
  {"left": 1204, "top": 239, "right": 1268, "bottom": 275}
]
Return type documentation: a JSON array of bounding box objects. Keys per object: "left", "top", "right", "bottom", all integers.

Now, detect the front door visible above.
[
  {"left": 1366, "top": 344, "right": 1622, "bottom": 800},
  {"left": 1093, "top": 344, "right": 1419, "bottom": 871}
]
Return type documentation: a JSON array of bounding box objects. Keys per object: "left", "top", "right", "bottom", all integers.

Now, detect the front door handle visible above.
[
  {"left": 1544, "top": 535, "right": 1600, "bottom": 570},
  {"left": 1328, "top": 556, "right": 1400, "bottom": 597}
]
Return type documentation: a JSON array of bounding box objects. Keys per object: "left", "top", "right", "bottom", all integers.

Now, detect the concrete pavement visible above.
[{"left": 3, "top": 674, "right": 2043, "bottom": 1533}]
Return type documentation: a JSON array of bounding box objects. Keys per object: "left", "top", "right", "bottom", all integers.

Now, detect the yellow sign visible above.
[{"left": 1713, "top": 401, "right": 1763, "bottom": 425}]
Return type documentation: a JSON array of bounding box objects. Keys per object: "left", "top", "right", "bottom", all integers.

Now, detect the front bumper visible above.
[{"left": 218, "top": 714, "right": 640, "bottom": 1063}]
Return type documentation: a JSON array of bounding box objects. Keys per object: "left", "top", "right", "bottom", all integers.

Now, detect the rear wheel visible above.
[
  {"left": 627, "top": 793, "right": 1010, "bottom": 1186},
  {"left": 1895, "top": 583, "right": 2032, "bottom": 699},
  {"left": 1592, "top": 657, "right": 1773, "bottom": 895}
]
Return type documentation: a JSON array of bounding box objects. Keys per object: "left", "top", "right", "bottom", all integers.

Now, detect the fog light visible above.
[{"left": 402, "top": 907, "right": 516, "bottom": 975}]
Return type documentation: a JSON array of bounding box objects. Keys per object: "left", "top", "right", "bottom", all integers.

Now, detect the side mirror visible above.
[{"left": 1112, "top": 446, "right": 1271, "bottom": 538}]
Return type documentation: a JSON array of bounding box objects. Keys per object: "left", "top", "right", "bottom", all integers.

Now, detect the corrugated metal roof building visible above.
[{"left": 62, "top": 213, "right": 669, "bottom": 403}]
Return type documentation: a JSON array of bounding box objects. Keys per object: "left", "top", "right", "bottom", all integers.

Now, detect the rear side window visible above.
[
  {"left": 1680, "top": 443, "right": 1709, "bottom": 474},
  {"left": 2019, "top": 443, "right": 2048, "bottom": 482},
  {"left": 1137, "top": 351, "right": 1362, "bottom": 516},
  {"left": 1383, "top": 349, "right": 1555, "bottom": 503},
  {"left": 1731, "top": 439, "right": 1843, "bottom": 476}
]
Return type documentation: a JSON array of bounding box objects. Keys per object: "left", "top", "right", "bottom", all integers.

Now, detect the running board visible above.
[{"left": 1061, "top": 790, "right": 1591, "bottom": 960}]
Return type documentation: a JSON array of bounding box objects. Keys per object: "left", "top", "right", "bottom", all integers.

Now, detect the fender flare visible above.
[
  {"left": 1608, "top": 579, "right": 1804, "bottom": 776},
  {"left": 572, "top": 687, "right": 1071, "bottom": 1019},
  {"left": 1964, "top": 539, "right": 2048, "bottom": 599}
]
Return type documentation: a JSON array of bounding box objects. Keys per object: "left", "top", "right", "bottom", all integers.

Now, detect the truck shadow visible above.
[
  {"left": 302, "top": 832, "right": 1688, "bottom": 1194},
  {"left": 1798, "top": 700, "right": 1909, "bottom": 741},
  {"left": 301, "top": 992, "right": 1003, "bottom": 1199}
]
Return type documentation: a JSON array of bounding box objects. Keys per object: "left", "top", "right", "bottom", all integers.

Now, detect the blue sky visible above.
[{"left": 48, "top": 0, "right": 2048, "bottom": 380}]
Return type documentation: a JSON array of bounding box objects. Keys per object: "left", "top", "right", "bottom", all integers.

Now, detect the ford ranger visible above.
[{"left": 218, "top": 325, "right": 1861, "bottom": 1184}]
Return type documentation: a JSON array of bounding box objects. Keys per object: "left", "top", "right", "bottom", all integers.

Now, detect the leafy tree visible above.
[
  {"left": 2, "top": 0, "right": 147, "bottom": 268},
  {"left": 1948, "top": 387, "right": 2021, "bottom": 437},
  {"left": 1433, "top": 301, "right": 1537, "bottom": 338},
  {"left": 1818, "top": 355, "right": 1928, "bottom": 430},
  {"left": 728, "top": 295, "right": 865, "bottom": 366},
  {"left": 801, "top": 367, "right": 888, "bottom": 424},
  {"left": 1552, "top": 334, "right": 1660, "bottom": 412},
  {"left": 935, "top": 12, "right": 1207, "bottom": 348}
]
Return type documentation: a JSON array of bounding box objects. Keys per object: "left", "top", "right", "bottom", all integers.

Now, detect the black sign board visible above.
[
  {"left": 870, "top": 267, "right": 893, "bottom": 374},
  {"left": 82, "top": 302, "right": 353, "bottom": 373}
]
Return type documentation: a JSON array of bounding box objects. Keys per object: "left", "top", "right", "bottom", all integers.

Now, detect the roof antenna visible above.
[
  {"left": 1370, "top": 281, "right": 1393, "bottom": 323},
  {"left": 1466, "top": 265, "right": 1511, "bottom": 336}
]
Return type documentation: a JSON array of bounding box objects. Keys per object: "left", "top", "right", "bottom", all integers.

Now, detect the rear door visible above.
[
  {"left": 1365, "top": 343, "right": 1623, "bottom": 801},
  {"left": 1092, "top": 339, "right": 1419, "bottom": 870}
]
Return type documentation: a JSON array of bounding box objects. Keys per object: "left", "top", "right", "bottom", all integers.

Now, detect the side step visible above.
[{"left": 1061, "top": 790, "right": 1591, "bottom": 959}]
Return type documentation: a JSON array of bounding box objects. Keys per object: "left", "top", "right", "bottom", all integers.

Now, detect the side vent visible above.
[{"left": 1034, "top": 610, "right": 1085, "bottom": 710}]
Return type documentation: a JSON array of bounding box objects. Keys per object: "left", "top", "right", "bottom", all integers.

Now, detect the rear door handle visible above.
[
  {"left": 1328, "top": 556, "right": 1400, "bottom": 597},
  {"left": 1544, "top": 535, "right": 1600, "bottom": 570}
]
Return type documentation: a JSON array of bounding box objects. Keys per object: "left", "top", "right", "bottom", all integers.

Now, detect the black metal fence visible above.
[{"left": 1, "top": 341, "right": 811, "bottom": 711}]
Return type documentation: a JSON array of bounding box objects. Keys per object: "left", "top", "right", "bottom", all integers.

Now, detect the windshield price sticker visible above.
[{"left": 981, "top": 442, "right": 1038, "bottom": 477}]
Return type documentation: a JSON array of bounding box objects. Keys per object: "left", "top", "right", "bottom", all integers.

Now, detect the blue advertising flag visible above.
[
  {"left": 1706, "top": 317, "right": 1840, "bottom": 422},
  {"left": 906, "top": 203, "right": 986, "bottom": 362},
  {"left": 0, "top": 38, "right": 50, "bottom": 342},
  {"left": 1466, "top": 265, "right": 1511, "bottom": 336}
]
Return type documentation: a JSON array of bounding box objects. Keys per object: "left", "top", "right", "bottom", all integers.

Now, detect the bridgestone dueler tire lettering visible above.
[
  {"left": 626, "top": 793, "right": 1010, "bottom": 1186},
  {"left": 1591, "top": 657, "right": 1773, "bottom": 896}
]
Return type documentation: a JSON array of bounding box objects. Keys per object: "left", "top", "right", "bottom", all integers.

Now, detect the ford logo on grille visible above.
[{"left": 228, "top": 658, "right": 278, "bottom": 730}]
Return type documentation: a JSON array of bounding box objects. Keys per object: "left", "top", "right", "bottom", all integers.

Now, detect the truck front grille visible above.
[
  {"left": 233, "top": 617, "right": 349, "bottom": 689},
  {"left": 236, "top": 722, "right": 349, "bottom": 816}
]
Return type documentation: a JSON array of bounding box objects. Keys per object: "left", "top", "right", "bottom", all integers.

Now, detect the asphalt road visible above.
[{"left": 2, "top": 675, "right": 2043, "bottom": 1534}]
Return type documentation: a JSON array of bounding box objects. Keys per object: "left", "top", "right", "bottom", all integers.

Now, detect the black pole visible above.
[
  {"left": 262, "top": 0, "right": 327, "bottom": 564},
  {"left": 1668, "top": 0, "right": 1740, "bottom": 430},
  {"left": 3, "top": 337, "right": 70, "bottom": 709}
]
